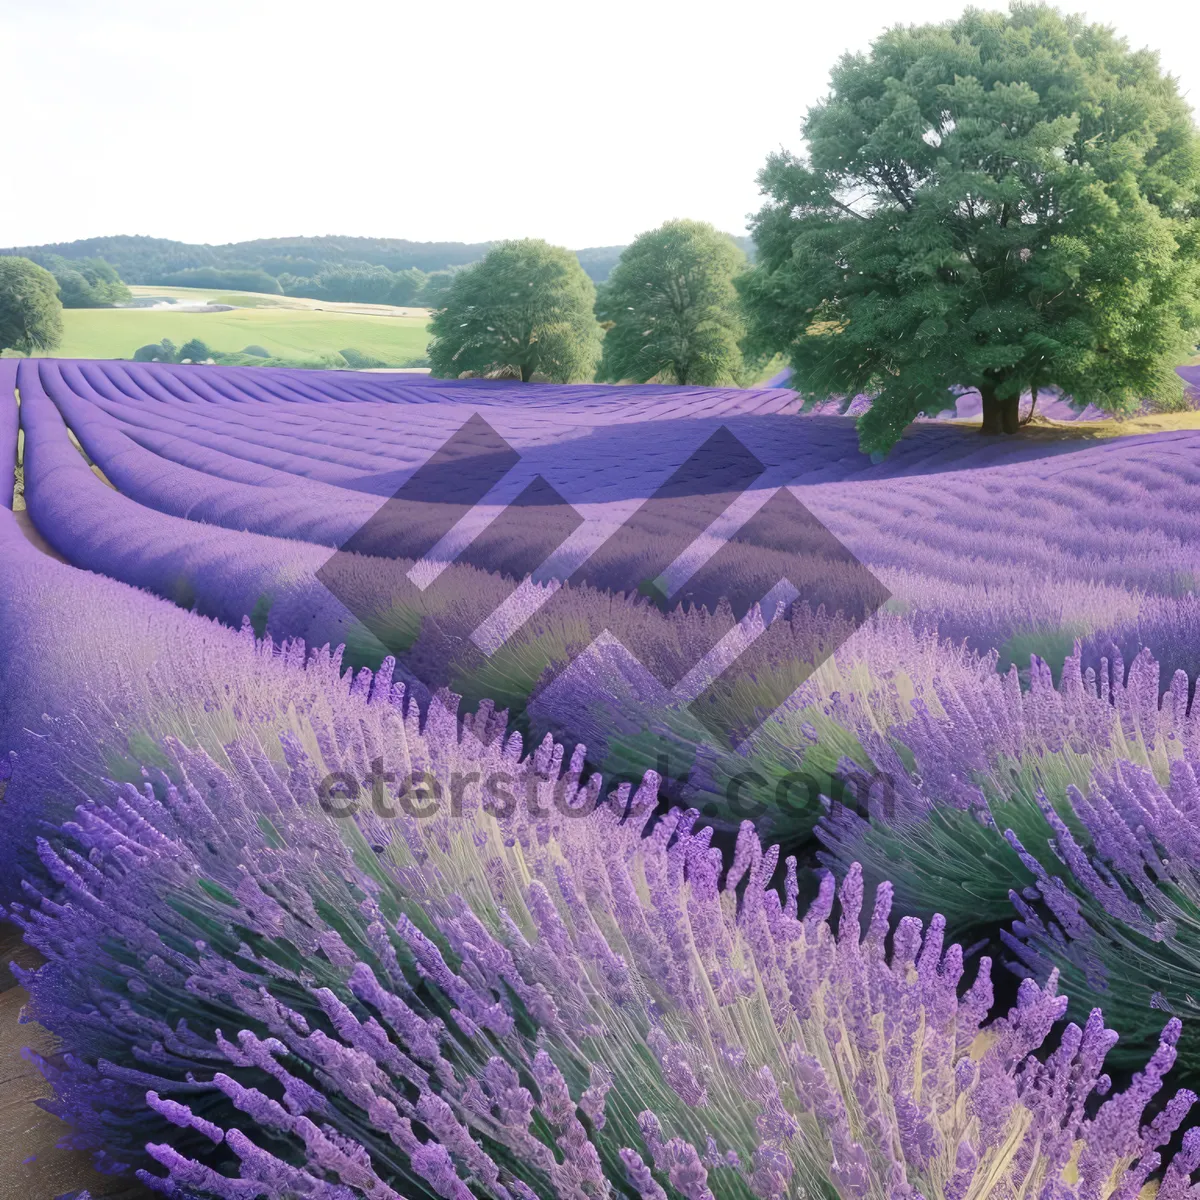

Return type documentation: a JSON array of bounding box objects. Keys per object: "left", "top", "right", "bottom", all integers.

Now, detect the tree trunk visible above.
[
  {"left": 520, "top": 363, "right": 533, "bottom": 382},
  {"left": 980, "top": 384, "right": 1022, "bottom": 436},
  {"left": 980, "top": 384, "right": 1003, "bottom": 435},
  {"left": 1020, "top": 384, "right": 1039, "bottom": 427},
  {"left": 1000, "top": 392, "right": 1020, "bottom": 434}
]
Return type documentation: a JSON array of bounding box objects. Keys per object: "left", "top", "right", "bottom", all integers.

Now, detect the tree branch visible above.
[{"left": 829, "top": 196, "right": 870, "bottom": 222}]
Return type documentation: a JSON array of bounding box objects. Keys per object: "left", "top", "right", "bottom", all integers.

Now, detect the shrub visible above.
[
  {"left": 178, "top": 337, "right": 212, "bottom": 363},
  {"left": 339, "top": 347, "right": 389, "bottom": 369},
  {"left": 132, "top": 339, "right": 178, "bottom": 363}
]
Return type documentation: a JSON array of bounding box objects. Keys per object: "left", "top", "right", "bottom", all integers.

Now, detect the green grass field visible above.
[{"left": 28, "top": 287, "right": 432, "bottom": 364}]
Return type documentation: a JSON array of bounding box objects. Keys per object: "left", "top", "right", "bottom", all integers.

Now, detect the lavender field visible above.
[{"left": 5, "top": 358, "right": 1200, "bottom": 1199}]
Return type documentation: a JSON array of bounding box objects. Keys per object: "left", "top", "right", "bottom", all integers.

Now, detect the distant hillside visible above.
[
  {"left": 0, "top": 232, "right": 754, "bottom": 287},
  {"left": 0, "top": 235, "right": 493, "bottom": 286}
]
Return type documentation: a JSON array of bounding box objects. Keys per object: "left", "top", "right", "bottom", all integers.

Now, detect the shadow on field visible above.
[{"left": 343, "top": 414, "right": 1122, "bottom": 502}]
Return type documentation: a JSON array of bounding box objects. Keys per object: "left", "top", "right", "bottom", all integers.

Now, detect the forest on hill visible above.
[{"left": 0, "top": 234, "right": 705, "bottom": 289}]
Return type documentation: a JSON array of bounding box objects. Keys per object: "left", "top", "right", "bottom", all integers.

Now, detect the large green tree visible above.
[
  {"left": 740, "top": 4, "right": 1200, "bottom": 451},
  {"left": 427, "top": 240, "right": 601, "bottom": 382},
  {"left": 43, "top": 255, "right": 132, "bottom": 307},
  {"left": 595, "top": 219, "right": 747, "bottom": 385},
  {"left": 0, "top": 257, "right": 63, "bottom": 355}
]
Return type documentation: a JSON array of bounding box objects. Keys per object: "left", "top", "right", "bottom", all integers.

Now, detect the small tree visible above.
[
  {"left": 418, "top": 271, "right": 457, "bottom": 310},
  {"left": 42, "top": 256, "right": 131, "bottom": 308},
  {"left": 0, "top": 257, "right": 63, "bottom": 355},
  {"left": 740, "top": 4, "right": 1200, "bottom": 452},
  {"left": 178, "top": 338, "right": 212, "bottom": 363},
  {"left": 427, "top": 240, "right": 601, "bottom": 382},
  {"left": 596, "top": 219, "right": 747, "bottom": 385},
  {"left": 388, "top": 268, "right": 426, "bottom": 307},
  {"left": 133, "top": 339, "right": 178, "bottom": 363}
]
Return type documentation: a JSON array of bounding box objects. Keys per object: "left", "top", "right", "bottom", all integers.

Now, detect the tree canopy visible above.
[
  {"left": 595, "top": 220, "right": 747, "bottom": 385},
  {"left": 278, "top": 263, "right": 427, "bottom": 307},
  {"left": 41, "top": 255, "right": 131, "bottom": 307},
  {"left": 740, "top": 3, "right": 1200, "bottom": 452},
  {"left": 0, "top": 235, "right": 661, "bottom": 294},
  {"left": 159, "top": 267, "right": 283, "bottom": 295},
  {"left": 0, "top": 257, "right": 63, "bottom": 356},
  {"left": 178, "top": 338, "right": 213, "bottom": 363},
  {"left": 133, "top": 339, "right": 179, "bottom": 363},
  {"left": 427, "top": 240, "right": 602, "bottom": 382}
]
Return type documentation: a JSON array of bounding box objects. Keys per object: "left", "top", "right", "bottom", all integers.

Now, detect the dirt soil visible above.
[{"left": 0, "top": 922, "right": 124, "bottom": 1198}]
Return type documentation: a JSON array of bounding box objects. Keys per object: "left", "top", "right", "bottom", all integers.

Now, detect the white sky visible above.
[{"left": 1, "top": 0, "right": 1196, "bottom": 250}]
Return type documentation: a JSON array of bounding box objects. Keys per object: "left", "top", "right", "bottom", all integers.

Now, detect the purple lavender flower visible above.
[
  {"left": 8, "top": 685, "right": 1188, "bottom": 1199},
  {"left": 6, "top": 359, "right": 1200, "bottom": 1199}
]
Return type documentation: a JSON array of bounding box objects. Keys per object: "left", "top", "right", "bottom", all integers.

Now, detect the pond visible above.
[{"left": 116, "top": 297, "right": 234, "bottom": 312}]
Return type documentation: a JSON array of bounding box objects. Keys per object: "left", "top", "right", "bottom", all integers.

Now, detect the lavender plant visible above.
[
  {"left": 20, "top": 357, "right": 1200, "bottom": 844},
  {"left": 809, "top": 634, "right": 1200, "bottom": 1074},
  {"left": 26, "top": 358, "right": 1200, "bottom": 688},
  {"left": 2, "top": 358, "right": 16, "bottom": 508},
  {"left": 1002, "top": 749, "right": 1200, "bottom": 1077},
  {"left": 12, "top": 686, "right": 1197, "bottom": 1199},
  {"left": 816, "top": 642, "right": 1200, "bottom": 933},
  {"left": 7, "top": 355, "right": 1200, "bottom": 1190}
]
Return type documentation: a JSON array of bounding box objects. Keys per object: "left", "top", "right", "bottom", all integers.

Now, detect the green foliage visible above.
[
  {"left": 177, "top": 338, "right": 212, "bottom": 363},
  {"left": 574, "top": 245, "right": 628, "bottom": 283},
  {"left": 595, "top": 219, "right": 747, "bottom": 385},
  {"left": 0, "top": 257, "right": 63, "bottom": 354},
  {"left": 275, "top": 263, "right": 428, "bottom": 307},
  {"left": 387, "top": 267, "right": 426, "bottom": 306},
  {"left": 39, "top": 254, "right": 131, "bottom": 307},
  {"left": 740, "top": 3, "right": 1200, "bottom": 453},
  {"left": 427, "top": 239, "right": 602, "bottom": 382},
  {"left": 126, "top": 337, "right": 420, "bottom": 371},
  {"left": 283, "top": 263, "right": 407, "bottom": 305},
  {"left": 1, "top": 237, "right": 692, "bottom": 308},
  {"left": 158, "top": 267, "right": 282, "bottom": 294},
  {"left": 133, "top": 339, "right": 178, "bottom": 363},
  {"left": 0, "top": 236, "right": 493, "bottom": 286},
  {"left": 260, "top": 255, "right": 321, "bottom": 278},
  {"left": 417, "top": 270, "right": 457, "bottom": 309},
  {"left": 339, "top": 347, "right": 388, "bottom": 368}
]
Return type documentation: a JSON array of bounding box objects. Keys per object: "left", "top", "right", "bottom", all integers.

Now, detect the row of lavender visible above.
[
  {"left": 24, "top": 359, "right": 1200, "bottom": 682},
  {"left": 1, "top": 476, "right": 1197, "bottom": 1198},
  {"left": 15, "top": 360, "right": 1200, "bottom": 979},
  {"left": 18, "top": 359, "right": 1200, "bottom": 895},
  {"left": 17, "top": 357, "right": 1200, "bottom": 819},
  {"left": 6, "top": 362, "right": 1200, "bottom": 1194}
]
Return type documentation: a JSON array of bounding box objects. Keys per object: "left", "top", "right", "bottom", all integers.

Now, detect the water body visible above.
[{"left": 116, "top": 297, "right": 234, "bottom": 312}]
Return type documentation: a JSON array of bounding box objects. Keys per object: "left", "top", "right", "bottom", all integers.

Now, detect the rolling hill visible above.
[{"left": 0, "top": 233, "right": 753, "bottom": 286}]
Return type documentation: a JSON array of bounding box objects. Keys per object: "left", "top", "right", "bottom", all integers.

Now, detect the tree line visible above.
[
  {"left": 0, "top": 236, "right": 672, "bottom": 298},
  {"left": 127, "top": 338, "right": 425, "bottom": 371},
  {"left": 0, "top": 235, "right": 494, "bottom": 285},
  {"left": 143, "top": 263, "right": 458, "bottom": 308},
  {"left": 4, "top": 4, "right": 1199, "bottom": 452},
  {"left": 425, "top": 4, "right": 1200, "bottom": 448},
  {"left": 427, "top": 223, "right": 755, "bottom": 386}
]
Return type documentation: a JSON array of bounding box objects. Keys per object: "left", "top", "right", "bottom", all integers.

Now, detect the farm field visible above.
[
  {"left": 4, "top": 357, "right": 1200, "bottom": 1198},
  {"left": 16, "top": 286, "right": 432, "bottom": 363},
  {"left": 124, "top": 283, "right": 434, "bottom": 318}
]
